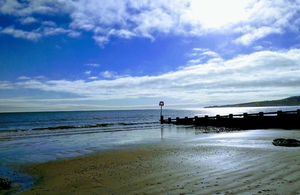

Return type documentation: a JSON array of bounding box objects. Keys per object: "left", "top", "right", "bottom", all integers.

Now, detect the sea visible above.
[{"left": 0, "top": 106, "right": 300, "bottom": 191}]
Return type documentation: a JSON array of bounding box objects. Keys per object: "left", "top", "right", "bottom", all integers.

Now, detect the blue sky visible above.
[{"left": 1, "top": 0, "right": 300, "bottom": 112}]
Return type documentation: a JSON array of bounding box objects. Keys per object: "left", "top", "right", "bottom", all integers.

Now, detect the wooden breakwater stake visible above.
[{"left": 161, "top": 109, "right": 300, "bottom": 129}]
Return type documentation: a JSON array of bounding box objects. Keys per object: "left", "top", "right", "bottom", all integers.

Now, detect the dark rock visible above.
[
  {"left": 0, "top": 177, "right": 12, "bottom": 190},
  {"left": 272, "top": 138, "right": 300, "bottom": 147}
]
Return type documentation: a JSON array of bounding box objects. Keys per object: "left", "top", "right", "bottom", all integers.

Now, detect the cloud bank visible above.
[
  {"left": 1, "top": 0, "right": 300, "bottom": 111},
  {"left": 3, "top": 49, "right": 298, "bottom": 107},
  {"left": 1, "top": 0, "right": 299, "bottom": 46}
]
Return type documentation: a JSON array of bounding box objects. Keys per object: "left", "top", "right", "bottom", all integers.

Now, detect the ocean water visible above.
[
  {"left": 1, "top": 106, "right": 300, "bottom": 192},
  {"left": 1, "top": 106, "right": 300, "bottom": 168}
]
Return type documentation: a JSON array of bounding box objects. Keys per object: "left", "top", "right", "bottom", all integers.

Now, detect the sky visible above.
[{"left": 1, "top": 0, "right": 300, "bottom": 112}]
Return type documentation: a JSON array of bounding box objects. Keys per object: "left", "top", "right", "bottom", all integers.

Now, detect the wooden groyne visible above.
[{"left": 160, "top": 110, "right": 300, "bottom": 129}]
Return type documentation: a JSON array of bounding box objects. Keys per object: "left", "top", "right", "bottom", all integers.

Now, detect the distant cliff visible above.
[{"left": 205, "top": 96, "right": 300, "bottom": 108}]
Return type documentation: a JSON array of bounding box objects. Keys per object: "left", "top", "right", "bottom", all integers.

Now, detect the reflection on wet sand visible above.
[{"left": 19, "top": 129, "right": 300, "bottom": 195}]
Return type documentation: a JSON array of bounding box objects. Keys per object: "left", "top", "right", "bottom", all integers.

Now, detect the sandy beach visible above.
[{"left": 18, "top": 129, "right": 300, "bottom": 195}]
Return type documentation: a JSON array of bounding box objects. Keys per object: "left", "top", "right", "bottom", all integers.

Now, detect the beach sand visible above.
[{"left": 19, "top": 129, "right": 300, "bottom": 195}]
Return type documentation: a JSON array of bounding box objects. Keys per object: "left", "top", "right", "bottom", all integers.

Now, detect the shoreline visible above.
[{"left": 14, "top": 129, "right": 300, "bottom": 195}]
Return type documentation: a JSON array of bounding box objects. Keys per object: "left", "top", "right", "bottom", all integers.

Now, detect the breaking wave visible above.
[{"left": 30, "top": 122, "right": 157, "bottom": 131}]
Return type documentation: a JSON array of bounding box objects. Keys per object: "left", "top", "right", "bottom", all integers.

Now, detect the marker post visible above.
[{"left": 159, "top": 101, "right": 164, "bottom": 123}]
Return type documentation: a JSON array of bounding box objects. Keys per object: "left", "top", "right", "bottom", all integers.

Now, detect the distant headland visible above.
[{"left": 205, "top": 96, "right": 300, "bottom": 108}]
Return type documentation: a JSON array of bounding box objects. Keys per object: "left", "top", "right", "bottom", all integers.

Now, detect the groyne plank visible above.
[{"left": 161, "top": 110, "right": 300, "bottom": 129}]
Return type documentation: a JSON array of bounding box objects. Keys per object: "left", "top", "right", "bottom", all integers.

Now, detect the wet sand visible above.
[{"left": 19, "top": 129, "right": 300, "bottom": 195}]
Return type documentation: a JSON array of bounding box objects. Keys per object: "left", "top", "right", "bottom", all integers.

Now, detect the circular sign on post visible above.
[{"left": 159, "top": 101, "right": 164, "bottom": 106}]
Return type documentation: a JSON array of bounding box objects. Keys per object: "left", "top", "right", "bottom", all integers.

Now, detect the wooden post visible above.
[
  {"left": 194, "top": 116, "right": 198, "bottom": 123},
  {"left": 259, "top": 112, "right": 264, "bottom": 117},
  {"left": 216, "top": 115, "right": 221, "bottom": 126},
  {"left": 277, "top": 110, "right": 283, "bottom": 117},
  {"left": 159, "top": 101, "right": 164, "bottom": 122},
  {"left": 185, "top": 117, "right": 188, "bottom": 123},
  {"left": 176, "top": 117, "right": 179, "bottom": 123},
  {"left": 243, "top": 113, "right": 248, "bottom": 118},
  {"left": 168, "top": 118, "right": 171, "bottom": 123},
  {"left": 229, "top": 114, "right": 233, "bottom": 119},
  {"left": 205, "top": 115, "right": 208, "bottom": 125}
]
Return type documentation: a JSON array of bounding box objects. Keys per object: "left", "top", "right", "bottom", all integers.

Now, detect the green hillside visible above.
[{"left": 205, "top": 96, "right": 300, "bottom": 108}]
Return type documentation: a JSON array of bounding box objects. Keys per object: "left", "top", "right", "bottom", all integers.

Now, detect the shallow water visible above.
[
  {"left": 1, "top": 106, "right": 300, "bottom": 194},
  {"left": 1, "top": 106, "right": 299, "bottom": 167}
]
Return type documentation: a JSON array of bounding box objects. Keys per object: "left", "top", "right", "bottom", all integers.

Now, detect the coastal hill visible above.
[{"left": 205, "top": 96, "right": 300, "bottom": 108}]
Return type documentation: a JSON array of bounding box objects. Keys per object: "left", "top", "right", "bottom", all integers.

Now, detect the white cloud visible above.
[
  {"left": 189, "top": 48, "right": 220, "bottom": 58},
  {"left": 43, "top": 27, "right": 73, "bottom": 36},
  {"left": 42, "top": 21, "right": 56, "bottom": 27},
  {"left": 84, "top": 63, "right": 100, "bottom": 67},
  {"left": 12, "top": 49, "right": 300, "bottom": 104},
  {"left": 0, "top": 81, "right": 13, "bottom": 89},
  {"left": 187, "top": 48, "right": 221, "bottom": 65},
  {"left": 84, "top": 71, "right": 91, "bottom": 76},
  {"left": 34, "top": 76, "right": 47, "bottom": 79},
  {"left": 92, "top": 35, "right": 109, "bottom": 47},
  {"left": 1, "top": 0, "right": 300, "bottom": 46},
  {"left": 0, "top": 0, "right": 24, "bottom": 15},
  {"left": 108, "top": 29, "right": 136, "bottom": 39},
  {"left": 0, "top": 0, "right": 63, "bottom": 16},
  {"left": 233, "top": 0, "right": 300, "bottom": 45},
  {"left": 18, "top": 76, "right": 31, "bottom": 80},
  {"left": 187, "top": 58, "right": 202, "bottom": 65},
  {"left": 1, "top": 27, "right": 42, "bottom": 40},
  {"left": 189, "top": 0, "right": 251, "bottom": 29},
  {"left": 0, "top": 26, "right": 81, "bottom": 41},
  {"left": 234, "top": 26, "right": 283, "bottom": 45},
  {"left": 67, "top": 31, "right": 81, "bottom": 38},
  {"left": 253, "top": 45, "right": 263, "bottom": 50},
  {"left": 20, "top": 17, "right": 37, "bottom": 24},
  {"left": 100, "top": 71, "right": 117, "bottom": 79}
]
